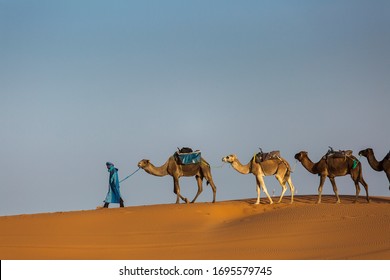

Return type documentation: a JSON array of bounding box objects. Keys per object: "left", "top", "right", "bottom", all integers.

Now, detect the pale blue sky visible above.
[{"left": 1, "top": 0, "right": 389, "bottom": 216}]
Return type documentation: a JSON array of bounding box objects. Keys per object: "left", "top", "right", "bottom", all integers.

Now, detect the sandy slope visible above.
[{"left": 0, "top": 195, "right": 389, "bottom": 260}]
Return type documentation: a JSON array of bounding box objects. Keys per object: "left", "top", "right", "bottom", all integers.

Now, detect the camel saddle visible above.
[
  {"left": 323, "top": 147, "right": 353, "bottom": 160},
  {"left": 255, "top": 149, "right": 281, "bottom": 163},
  {"left": 174, "top": 147, "right": 201, "bottom": 165}
]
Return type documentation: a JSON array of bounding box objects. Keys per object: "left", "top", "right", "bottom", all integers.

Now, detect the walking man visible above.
[{"left": 103, "top": 162, "right": 124, "bottom": 208}]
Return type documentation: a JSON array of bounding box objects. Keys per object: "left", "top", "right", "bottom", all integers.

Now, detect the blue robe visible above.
[{"left": 105, "top": 166, "right": 122, "bottom": 203}]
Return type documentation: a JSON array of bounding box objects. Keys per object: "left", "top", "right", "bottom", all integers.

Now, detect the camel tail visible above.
[
  {"left": 357, "top": 160, "right": 364, "bottom": 180},
  {"left": 283, "top": 167, "right": 291, "bottom": 185},
  {"left": 350, "top": 156, "right": 362, "bottom": 176},
  {"left": 201, "top": 158, "right": 210, "bottom": 167},
  {"left": 351, "top": 158, "right": 367, "bottom": 189},
  {"left": 280, "top": 158, "right": 291, "bottom": 184}
]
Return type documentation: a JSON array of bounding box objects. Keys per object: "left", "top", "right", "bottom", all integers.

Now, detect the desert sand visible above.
[{"left": 0, "top": 195, "right": 389, "bottom": 260}]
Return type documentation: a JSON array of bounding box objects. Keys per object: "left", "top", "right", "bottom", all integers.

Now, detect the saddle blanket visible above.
[
  {"left": 176, "top": 151, "right": 201, "bottom": 165},
  {"left": 323, "top": 147, "right": 353, "bottom": 160},
  {"left": 255, "top": 150, "right": 280, "bottom": 163}
]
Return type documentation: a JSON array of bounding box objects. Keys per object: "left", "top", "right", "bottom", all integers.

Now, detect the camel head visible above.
[
  {"left": 294, "top": 151, "right": 308, "bottom": 162},
  {"left": 358, "top": 148, "right": 373, "bottom": 157},
  {"left": 222, "top": 154, "right": 237, "bottom": 164},
  {"left": 137, "top": 159, "right": 150, "bottom": 169}
]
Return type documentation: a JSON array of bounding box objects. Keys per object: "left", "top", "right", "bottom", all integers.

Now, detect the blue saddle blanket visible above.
[{"left": 176, "top": 151, "right": 201, "bottom": 165}]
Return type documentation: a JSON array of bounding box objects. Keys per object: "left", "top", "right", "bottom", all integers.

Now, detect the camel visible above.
[
  {"left": 221, "top": 154, "right": 295, "bottom": 204},
  {"left": 137, "top": 156, "right": 217, "bottom": 204},
  {"left": 358, "top": 148, "right": 390, "bottom": 190},
  {"left": 294, "top": 151, "right": 370, "bottom": 203}
]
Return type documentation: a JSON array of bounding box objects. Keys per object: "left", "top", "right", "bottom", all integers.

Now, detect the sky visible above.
[{"left": 0, "top": 0, "right": 389, "bottom": 216}]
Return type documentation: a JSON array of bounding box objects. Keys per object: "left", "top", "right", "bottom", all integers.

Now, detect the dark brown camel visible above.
[
  {"left": 294, "top": 151, "right": 370, "bottom": 203},
  {"left": 359, "top": 148, "right": 390, "bottom": 190},
  {"left": 137, "top": 156, "right": 217, "bottom": 204}
]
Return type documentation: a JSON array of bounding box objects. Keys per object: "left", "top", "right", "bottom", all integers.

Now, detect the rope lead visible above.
[{"left": 119, "top": 167, "right": 141, "bottom": 183}]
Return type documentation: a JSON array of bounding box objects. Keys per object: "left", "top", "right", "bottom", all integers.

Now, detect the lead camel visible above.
[{"left": 138, "top": 156, "right": 217, "bottom": 204}]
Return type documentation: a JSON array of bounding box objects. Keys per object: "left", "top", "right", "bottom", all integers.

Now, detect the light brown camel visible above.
[
  {"left": 358, "top": 148, "right": 390, "bottom": 190},
  {"left": 294, "top": 151, "right": 370, "bottom": 203},
  {"left": 137, "top": 156, "right": 217, "bottom": 204},
  {"left": 222, "top": 154, "right": 295, "bottom": 204}
]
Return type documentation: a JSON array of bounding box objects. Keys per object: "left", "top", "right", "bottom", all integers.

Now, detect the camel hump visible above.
[
  {"left": 255, "top": 149, "right": 281, "bottom": 163},
  {"left": 323, "top": 147, "right": 353, "bottom": 160},
  {"left": 386, "top": 151, "right": 390, "bottom": 160},
  {"left": 174, "top": 148, "right": 201, "bottom": 165}
]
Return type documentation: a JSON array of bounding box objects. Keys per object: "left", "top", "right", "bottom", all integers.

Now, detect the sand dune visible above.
[{"left": 0, "top": 195, "right": 389, "bottom": 260}]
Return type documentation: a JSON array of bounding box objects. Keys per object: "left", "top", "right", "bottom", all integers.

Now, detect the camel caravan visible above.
[{"left": 137, "top": 147, "right": 390, "bottom": 205}]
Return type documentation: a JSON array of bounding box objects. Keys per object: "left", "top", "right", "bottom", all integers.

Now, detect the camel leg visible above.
[
  {"left": 353, "top": 180, "right": 361, "bottom": 203},
  {"left": 286, "top": 177, "right": 295, "bottom": 204},
  {"left": 173, "top": 178, "right": 180, "bottom": 204},
  {"left": 317, "top": 175, "right": 326, "bottom": 204},
  {"left": 173, "top": 178, "right": 188, "bottom": 204},
  {"left": 202, "top": 167, "right": 217, "bottom": 203},
  {"left": 386, "top": 172, "right": 390, "bottom": 191},
  {"left": 275, "top": 174, "right": 287, "bottom": 203},
  {"left": 257, "top": 175, "right": 273, "bottom": 205},
  {"left": 206, "top": 176, "right": 217, "bottom": 203},
  {"left": 359, "top": 176, "right": 370, "bottom": 203},
  {"left": 255, "top": 178, "right": 261, "bottom": 204},
  {"left": 191, "top": 176, "right": 203, "bottom": 203},
  {"left": 329, "top": 177, "right": 341, "bottom": 204}
]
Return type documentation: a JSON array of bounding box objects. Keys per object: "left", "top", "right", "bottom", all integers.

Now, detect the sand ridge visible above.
[{"left": 0, "top": 195, "right": 389, "bottom": 260}]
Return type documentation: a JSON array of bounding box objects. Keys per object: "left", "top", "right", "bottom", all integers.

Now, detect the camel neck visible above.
[
  {"left": 231, "top": 158, "right": 252, "bottom": 174},
  {"left": 144, "top": 160, "right": 170, "bottom": 177},
  {"left": 300, "top": 155, "right": 318, "bottom": 174},
  {"left": 366, "top": 152, "right": 383, "bottom": 171}
]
